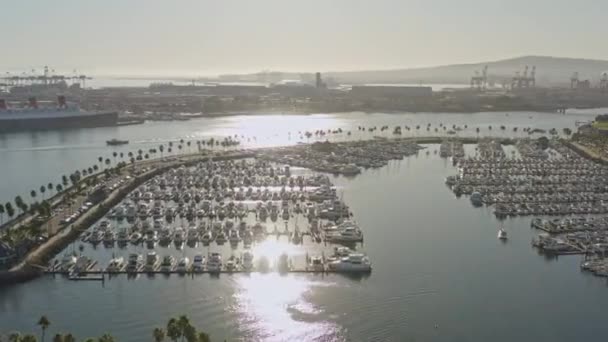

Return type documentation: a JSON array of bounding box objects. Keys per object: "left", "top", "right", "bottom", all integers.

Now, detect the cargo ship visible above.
[{"left": 0, "top": 96, "right": 118, "bottom": 132}]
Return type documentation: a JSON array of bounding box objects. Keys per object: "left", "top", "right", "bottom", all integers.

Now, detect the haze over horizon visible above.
[{"left": 3, "top": 0, "right": 608, "bottom": 77}]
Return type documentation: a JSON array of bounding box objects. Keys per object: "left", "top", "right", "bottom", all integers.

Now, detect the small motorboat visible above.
[{"left": 498, "top": 228, "right": 508, "bottom": 240}]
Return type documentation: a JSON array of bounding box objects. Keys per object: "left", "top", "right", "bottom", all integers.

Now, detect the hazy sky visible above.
[{"left": 2, "top": 0, "right": 607, "bottom": 76}]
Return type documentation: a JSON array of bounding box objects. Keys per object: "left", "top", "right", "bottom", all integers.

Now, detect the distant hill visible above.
[{"left": 325, "top": 56, "right": 608, "bottom": 86}]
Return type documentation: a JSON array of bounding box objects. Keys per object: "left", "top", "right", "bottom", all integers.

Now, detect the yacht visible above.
[
  {"left": 144, "top": 252, "right": 159, "bottom": 272},
  {"left": 215, "top": 231, "right": 227, "bottom": 245},
  {"left": 498, "top": 227, "right": 508, "bottom": 240},
  {"left": 106, "top": 257, "right": 125, "bottom": 273},
  {"left": 160, "top": 255, "right": 175, "bottom": 273},
  {"left": 333, "top": 246, "right": 354, "bottom": 258},
  {"left": 186, "top": 228, "right": 199, "bottom": 244},
  {"left": 277, "top": 253, "right": 291, "bottom": 273},
  {"left": 117, "top": 228, "right": 129, "bottom": 244},
  {"left": 242, "top": 251, "right": 254, "bottom": 271},
  {"left": 103, "top": 229, "right": 116, "bottom": 244},
  {"left": 130, "top": 231, "right": 143, "bottom": 244},
  {"left": 228, "top": 229, "right": 241, "bottom": 244},
  {"left": 159, "top": 228, "right": 172, "bottom": 244},
  {"left": 308, "top": 256, "right": 325, "bottom": 272},
  {"left": 72, "top": 256, "right": 93, "bottom": 274},
  {"left": 325, "top": 226, "right": 363, "bottom": 243},
  {"left": 89, "top": 229, "right": 103, "bottom": 244},
  {"left": 126, "top": 253, "right": 143, "bottom": 273},
  {"left": 57, "top": 253, "right": 77, "bottom": 272},
  {"left": 176, "top": 257, "right": 190, "bottom": 274},
  {"left": 226, "top": 255, "right": 238, "bottom": 272},
  {"left": 207, "top": 252, "right": 222, "bottom": 273},
  {"left": 201, "top": 230, "right": 213, "bottom": 245},
  {"left": 174, "top": 228, "right": 185, "bottom": 244},
  {"left": 291, "top": 229, "right": 302, "bottom": 244},
  {"left": 242, "top": 229, "right": 253, "bottom": 246},
  {"left": 328, "top": 253, "right": 371, "bottom": 272},
  {"left": 192, "top": 254, "right": 205, "bottom": 273}
]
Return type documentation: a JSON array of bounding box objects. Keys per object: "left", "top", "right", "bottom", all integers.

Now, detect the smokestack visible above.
[
  {"left": 0, "top": 99, "right": 6, "bottom": 110},
  {"left": 57, "top": 95, "right": 67, "bottom": 108},
  {"left": 28, "top": 97, "right": 38, "bottom": 109}
]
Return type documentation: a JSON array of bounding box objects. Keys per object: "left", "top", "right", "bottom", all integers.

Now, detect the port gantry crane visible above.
[{"left": 470, "top": 65, "right": 488, "bottom": 90}]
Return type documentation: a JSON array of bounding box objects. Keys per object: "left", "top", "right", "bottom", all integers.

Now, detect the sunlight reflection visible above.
[{"left": 233, "top": 274, "right": 345, "bottom": 341}]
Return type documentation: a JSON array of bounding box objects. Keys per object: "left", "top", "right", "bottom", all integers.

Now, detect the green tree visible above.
[
  {"left": 52, "top": 334, "right": 64, "bottom": 342},
  {"left": 63, "top": 335, "right": 75, "bottom": 342},
  {"left": 0, "top": 203, "right": 5, "bottom": 224},
  {"left": 153, "top": 328, "right": 166, "bottom": 342},
  {"left": 38, "top": 315, "right": 50, "bottom": 342}
]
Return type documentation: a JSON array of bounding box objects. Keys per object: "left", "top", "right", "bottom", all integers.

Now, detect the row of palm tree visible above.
[{"left": 2, "top": 315, "right": 211, "bottom": 342}]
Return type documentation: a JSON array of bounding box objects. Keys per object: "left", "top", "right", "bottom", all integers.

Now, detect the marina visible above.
[{"left": 43, "top": 159, "right": 373, "bottom": 279}]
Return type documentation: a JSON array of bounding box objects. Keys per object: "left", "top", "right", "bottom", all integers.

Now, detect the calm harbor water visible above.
[{"left": 1, "top": 111, "right": 608, "bottom": 341}]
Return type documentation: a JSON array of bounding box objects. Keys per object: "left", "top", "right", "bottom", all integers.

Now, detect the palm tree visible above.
[
  {"left": 153, "top": 328, "right": 166, "bottom": 342},
  {"left": 159, "top": 145, "right": 165, "bottom": 159},
  {"left": 40, "top": 185, "right": 46, "bottom": 199},
  {"left": 186, "top": 141, "right": 191, "bottom": 153},
  {"left": 8, "top": 332, "right": 21, "bottom": 342},
  {"left": 0, "top": 203, "right": 4, "bottom": 224},
  {"left": 55, "top": 184, "right": 63, "bottom": 193},
  {"left": 119, "top": 152, "right": 124, "bottom": 159},
  {"left": 177, "top": 315, "right": 190, "bottom": 339},
  {"left": 31, "top": 190, "right": 37, "bottom": 201},
  {"left": 98, "top": 334, "right": 114, "bottom": 342},
  {"left": 104, "top": 158, "right": 111, "bottom": 169},
  {"left": 98, "top": 156, "right": 103, "bottom": 169},
  {"left": 53, "top": 334, "right": 65, "bottom": 342},
  {"left": 144, "top": 154, "right": 149, "bottom": 160},
  {"left": 22, "top": 335, "right": 38, "bottom": 342},
  {"left": 93, "top": 165, "right": 99, "bottom": 172},
  {"left": 6, "top": 202, "right": 15, "bottom": 219},
  {"left": 197, "top": 332, "right": 210, "bottom": 342},
  {"left": 88, "top": 167, "right": 93, "bottom": 174},
  {"left": 62, "top": 175, "right": 68, "bottom": 186},
  {"left": 15, "top": 196, "right": 24, "bottom": 214},
  {"left": 178, "top": 145, "right": 183, "bottom": 154},
  {"left": 167, "top": 318, "right": 181, "bottom": 342},
  {"left": 38, "top": 315, "right": 50, "bottom": 342}
]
